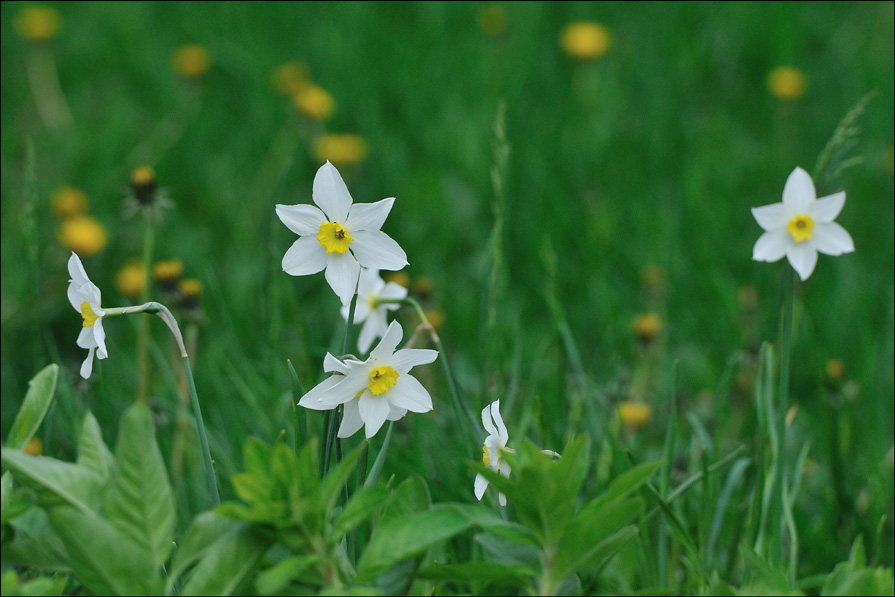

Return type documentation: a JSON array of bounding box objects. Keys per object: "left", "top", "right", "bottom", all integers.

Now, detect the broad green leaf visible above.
[
  {"left": 417, "top": 561, "right": 535, "bottom": 587},
  {"left": 105, "top": 402, "right": 175, "bottom": 570},
  {"left": 331, "top": 484, "right": 390, "bottom": 541},
  {"left": 1, "top": 532, "right": 70, "bottom": 572},
  {"left": 357, "top": 508, "right": 472, "bottom": 582},
  {"left": 740, "top": 545, "right": 790, "bottom": 593},
  {"left": 255, "top": 554, "right": 319, "bottom": 595},
  {"left": 315, "top": 440, "right": 368, "bottom": 522},
  {"left": 554, "top": 498, "right": 643, "bottom": 578},
  {"left": 0, "top": 570, "right": 67, "bottom": 597},
  {"left": 6, "top": 364, "right": 58, "bottom": 450},
  {"left": 474, "top": 532, "right": 540, "bottom": 566},
  {"left": 168, "top": 512, "right": 240, "bottom": 592},
  {"left": 380, "top": 475, "right": 431, "bottom": 525},
  {"left": 0, "top": 449, "right": 102, "bottom": 513},
  {"left": 821, "top": 536, "right": 895, "bottom": 596},
  {"left": 76, "top": 411, "right": 114, "bottom": 480},
  {"left": 593, "top": 460, "right": 660, "bottom": 510},
  {"left": 181, "top": 522, "right": 271, "bottom": 596},
  {"left": 49, "top": 505, "right": 162, "bottom": 596}
]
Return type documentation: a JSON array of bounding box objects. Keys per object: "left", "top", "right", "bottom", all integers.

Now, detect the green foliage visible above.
[
  {"left": 5, "top": 364, "right": 57, "bottom": 451},
  {"left": 822, "top": 537, "right": 895, "bottom": 596}
]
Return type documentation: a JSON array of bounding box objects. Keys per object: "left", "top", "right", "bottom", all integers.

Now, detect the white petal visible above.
[
  {"left": 77, "top": 326, "right": 97, "bottom": 349},
  {"left": 387, "top": 404, "right": 408, "bottom": 421},
  {"left": 481, "top": 404, "right": 497, "bottom": 437},
  {"left": 782, "top": 167, "right": 816, "bottom": 214},
  {"left": 346, "top": 198, "right": 395, "bottom": 232},
  {"left": 313, "top": 161, "right": 352, "bottom": 222},
  {"left": 498, "top": 492, "right": 507, "bottom": 507},
  {"left": 358, "top": 394, "right": 391, "bottom": 439},
  {"left": 786, "top": 241, "right": 818, "bottom": 281},
  {"left": 298, "top": 375, "right": 344, "bottom": 410},
  {"left": 93, "top": 319, "right": 107, "bottom": 359},
  {"left": 68, "top": 253, "right": 102, "bottom": 310},
  {"left": 282, "top": 236, "right": 328, "bottom": 276},
  {"left": 276, "top": 204, "right": 327, "bottom": 236},
  {"left": 67, "top": 252, "right": 91, "bottom": 287},
  {"left": 752, "top": 229, "right": 790, "bottom": 262},
  {"left": 342, "top": 297, "right": 371, "bottom": 325},
  {"left": 370, "top": 321, "right": 403, "bottom": 363},
  {"left": 319, "top": 372, "right": 368, "bottom": 408},
  {"left": 387, "top": 374, "right": 433, "bottom": 413},
  {"left": 379, "top": 281, "right": 408, "bottom": 304},
  {"left": 812, "top": 222, "right": 855, "bottom": 256},
  {"left": 491, "top": 400, "right": 509, "bottom": 444},
  {"left": 498, "top": 460, "right": 511, "bottom": 478},
  {"left": 809, "top": 191, "right": 846, "bottom": 223},
  {"left": 485, "top": 436, "right": 501, "bottom": 462},
  {"left": 356, "top": 267, "right": 384, "bottom": 298},
  {"left": 323, "top": 353, "right": 349, "bottom": 375},
  {"left": 391, "top": 349, "right": 438, "bottom": 374},
  {"left": 350, "top": 230, "right": 408, "bottom": 271},
  {"left": 68, "top": 281, "right": 90, "bottom": 312},
  {"left": 474, "top": 474, "right": 489, "bottom": 500},
  {"left": 80, "top": 347, "right": 96, "bottom": 379},
  {"left": 337, "top": 400, "right": 365, "bottom": 438},
  {"left": 358, "top": 311, "right": 387, "bottom": 355},
  {"left": 751, "top": 203, "right": 789, "bottom": 231},
  {"left": 324, "top": 253, "right": 361, "bottom": 305}
]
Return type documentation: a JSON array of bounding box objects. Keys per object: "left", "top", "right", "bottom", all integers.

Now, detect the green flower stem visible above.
[
  {"left": 137, "top": 216, "right": 155, "bottom": 403},
  {"left": 378, "top": 296, "right": 482, "bottom": 444},
  {"left": 106, "top": 301, "right": 219, "bottom": 507},
  {"left": 772, "top": 266, "right": 795, "bottom": 564},
  {"left": 25, "top": 44, "right": 73, "bottom": 131},
  {"left": 323, "top": 292, "right": 358, "bottom": 478}
]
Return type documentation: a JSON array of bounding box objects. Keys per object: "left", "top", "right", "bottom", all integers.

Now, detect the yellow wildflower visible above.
[
  {"left": 51, "top": 186, "right": 89, "bottom": 219},
  {"left": 619, "top": 401, "right": 652, "bottom": 431},
  {"left": 115, "top": 260, "right": 146, "bottom": 298},
  {"left": 766, "top": 66, "right": 806, "bottom": 101},
  {"left": 272, "top": 61, "right": 310, "bottom": 95},
  {"left": 153, "top": 259, "right": 184, "bottom": 289},
  {"left": 58, "top": 216, "right": 108, "bottom": 256},
  {"left": 385, "top": 271, "right": 410, "bottom": 289},
  {"left": 293, "top": 84, "right": 336, "bottom": 120},
  {"left": 632, "top": 312, "right": 662, "bottom": 344},
  {"left": 313, "top": 134, "right": 367, "bottom": 167},
  {"left": 15, "top": 6, "right": 61, "bottom": 42},
  {"left": 560, "top": 22, "right": 612, "bottom": 60},
  {"left": 24, "top": 436, "right": 43, "bottom": 456},
  {"left": 172, "top": 44, "right": 211, "bottom": 79}
]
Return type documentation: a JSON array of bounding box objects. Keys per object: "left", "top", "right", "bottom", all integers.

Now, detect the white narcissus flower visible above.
[
  {"left": 341, "top": 268, "right": 408, "bottom": 355},
  {"left": 67, "top": 252, "right": 108, "bottom": 378},
  {"left": 752, "top": 167, "right": 854, "bottom": 281},
  {"left": 276, "top": 161, "right": 408, "bottom": 305},
  {"left": 474, "top": 399, "right": 510, "bottom": 506},
  {"left": 298, "top": 321, "right": 437, "bottom": 439}
]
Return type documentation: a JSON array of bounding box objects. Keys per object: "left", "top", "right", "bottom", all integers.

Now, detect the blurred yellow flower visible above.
[
  {"left": 619, "top": 401, "right": 652, "bottom": 431},
  {"left": 313, "top": 134, "right": 368, "bottom": 166},
  {"left": 153, "top": 259, "right": 184, "bottom": 284},
  {"left": 560, "top": 22, "right": 612, "bottom": 60},
  {"left": 632, "top": 312, "right": 662, "bottom": 343},
  {"left": 293, "top": 84, "right": 336, "bottom": 120},
  {"left": 15, "top": 6, "right": 61, "bottom": 42},
  {"left": 385, "top": 271, "right": 410, "bottom": 289},
  {"left": 131, "top": 165, "right": 158, "bottom": 204},
  {"left": 272, "top": 61, "right": 310, "bottom": 95},
  {"left": 424, "top": 309, "right": 445, "bottom": 332},
  {"left": 825, "top": 358, "right": 845, "bottom": 382},
  {"left": 477, "top": 4, "right": 510, "bottom": 37},
  {"left": 51, "top": 186, "right": 89, "bottom": 219},
  {"left": 172, "top": 44, "right": 211, "bottom": 79},
  {"left": 58, "top": 216, "right": 108, "bottom": 256},
  {"left": 767, "top": 66, "right": 806, "bottom": 100},
  {"left": 24, "top": 436, "right": 43, "bottom": 456},
  {"left": 115, "top": 260, "right": 146, "bottom": 298},
  {"left": 179, "top": 278, "right": 203, "bottom": 311}
]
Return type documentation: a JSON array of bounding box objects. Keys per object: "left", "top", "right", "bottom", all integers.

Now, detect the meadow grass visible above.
[{"left": 1, "top": 2, "right": 893, "bottom": 594}]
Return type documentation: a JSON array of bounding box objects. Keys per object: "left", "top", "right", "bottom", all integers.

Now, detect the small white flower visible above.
[
  {"left": 341, "top": 268, "right": 407, "bottom": 354},
  {"left": 752, "top": 167, "right": 854, "bottom": 281},
  {"left": 474, "top": 399, "right": 510, "bottom": 506},
  {"left": 276, "top": 161, "right": 408, "bottom": 305},
  {"left": 67, "top": 252, "right": 108, "bottom": 378},
  {"left": 298, "top": 321, "right": 437, "bottom": 439}
]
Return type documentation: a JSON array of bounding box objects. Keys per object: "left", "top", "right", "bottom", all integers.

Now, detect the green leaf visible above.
[
  {"left": 181, "top": 522, "right": 271, "bottom": 596},
  {"left": 417, "top": 561, "right": 535, "bottom": 587},
  {"left": 6, "top": 364, "right": 58, "bottom": 451},
  {"left": 380, "top": 475, "right": 431, "bottom": 525},
  {"left": 1, "top": 529, "right": 70, "bottom": 572},
  {"left": 0, "top": 449, "right": 102, "bottom": 513},
  {"left": 76, "top": 411, "right": 114, "bottom": 480},
  {"left": 474, "top": 532, "right": 540, "bottom": 566},
  {"left": 315, "top": 440, "right": 367, "bottom": 522},
  {"left": 740, "top": 545, "right": 790, "bottom": 593},
  {"left": 593, "top": 460, "right": 660, "bottom": 510},
  {"left": 168, "top": 512, "right": 240, "bottom": 591},
  {"left": 554, "top": 499, "right": 643, "bottom": 578},
  {"left": 331, "top": 483, "right": 390, "bottom": 541},
  {"left": 255, "top": 554, "right": 319, "bottom": 595},
  {"left": 105, "top": 402, "right": 175, "bottom": 570},
  {"left": 821, "top": 536, "right": 895, "bottom": 596},
  {"left": 49, "top": 505, "right": 162, "bottom": 595},
  {"left": 357, "top": 508, "right": 472, "bottom": 582},
  {"left": 0, "top": 570, "right": 67, "bottom": 597}
]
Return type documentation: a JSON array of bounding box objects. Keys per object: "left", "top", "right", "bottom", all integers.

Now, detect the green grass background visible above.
[{"left": 2, "top": 1, "right": 893, "bottom": 578}]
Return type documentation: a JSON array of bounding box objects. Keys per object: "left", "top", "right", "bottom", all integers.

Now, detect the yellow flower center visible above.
[
  {"left": 80, "top": 301, "right": 100, "bottom": 328},
  {"left": 317, "top": 221, "right": 353, "bottom": 254},
  {"left": 482, "top": 441, "right": 490, "bottom": 466},
  {"left": 367, "top": 366, "right": 399, "bottom": 395},
  {"left": 786, "top": 214, "right": 814, "bottom": 243}
]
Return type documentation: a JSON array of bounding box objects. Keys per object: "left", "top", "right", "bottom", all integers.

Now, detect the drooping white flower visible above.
[
  {"left": 67, "top": 252, "right": 108, "bottom": 378},
  {"left": 298, "top": 321, "right": 437, "bottom": 438},
  {"left": 752, "top": 167, "right": 854, "bottom": 281},
  {"left": 276, "top": 161, "right": 408, "bottom": 305},
  {"left": 474, "top": 399, "right": 510, "bottom": 506},
  {"left": 341, "top": 268, "right": 407, "bottom": 355}
]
